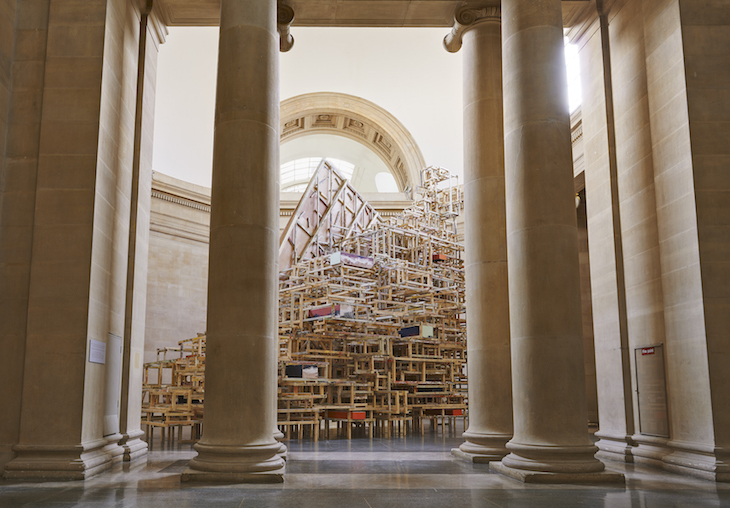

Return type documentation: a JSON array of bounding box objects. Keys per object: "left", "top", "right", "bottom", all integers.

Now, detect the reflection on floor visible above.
[{"left": 2, "top": 422, "right": 730, "bottom": 508}]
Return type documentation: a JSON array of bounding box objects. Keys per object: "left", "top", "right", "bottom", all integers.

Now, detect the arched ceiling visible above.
[{"left": 280, "top": 92, "right": 425, "bottom": 194}]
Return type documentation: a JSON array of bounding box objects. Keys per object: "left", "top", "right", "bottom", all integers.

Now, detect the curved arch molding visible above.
[{"left": 280, "top": 92, "right": 426, "bottom": 193}]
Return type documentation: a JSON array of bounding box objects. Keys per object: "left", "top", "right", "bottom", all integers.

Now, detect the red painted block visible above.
[
  {"left": 424, "top": 408, "right": 463, "bottom": 416},
  {"left": 327, "top": 410, "right": 367, "bottom": 420},
  {"left": 309, "top": 304, "right": 338, "bottom": 318}
]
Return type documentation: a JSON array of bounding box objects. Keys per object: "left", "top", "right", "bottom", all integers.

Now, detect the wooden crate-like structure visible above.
[
  {"left": 278, "top": 166, "right": 467, "bottom": 437},
  {"left": 141, "top": 166, "right": 468, "bottom": 440},
  {"left": 141, "top": 334, "right": 206, "bottom": 442}
]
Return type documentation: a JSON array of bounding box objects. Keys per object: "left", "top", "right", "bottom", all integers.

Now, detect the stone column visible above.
[
  {"left": 572, "top": 4, "right": 635, "bottom": 463},
  {"left": 490, "top": 0, "right": 622, "bottom": 483},
  {"left": 444, "top": 6, "right": 513, "bottom": 463},
  {"left": 181, "top": 0, "right": 285, "bottom": 483},
  {"left": 118, "top": 3, "right": 164, "bottom": 463},
  {"left": 273, "top": 3, "right": 295, "bottom": 459}
]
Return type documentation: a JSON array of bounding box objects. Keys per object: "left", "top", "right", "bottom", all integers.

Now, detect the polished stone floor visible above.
[{"left": 2, "top": 424, "right": 730, "bottom": 507}]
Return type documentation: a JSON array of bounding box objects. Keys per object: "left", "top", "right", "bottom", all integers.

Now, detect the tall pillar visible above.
[
  {"left": 490, "top": 0, "right": 623, "bottom": 483},
  {"left": 0, "top": 0, "right": 49, "bottom": 473},
  {"left": 181, "top": 0, "right": 285, "bottom": 483},
  {"left": 273, "top": 3, "right": 294, "bottom": 459},
  {"left": 4, "top": 0, "right": 155, "bottom": 481},
  {"left": 444, "top": 6, "right": 513, "bottom": 463},
  {"left": 118, "top": 3, "right": 165, "bottom": 463},
  {"left": 570, "top": 3, "right": 636, "bottom": 463}
]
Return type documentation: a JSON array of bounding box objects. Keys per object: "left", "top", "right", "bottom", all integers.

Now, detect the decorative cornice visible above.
[
  {"left": 571, "top": 124, "right": 583, "bottom": 144},
  {"left": 277, "top": 4, "right": 295, "bottom": 52},
  {"left": 150, "top": 0, "right": 595, "bottom": 29},
  {"left": 148, "top": 8, "right": 169, "bottom": 47},
  {"left": 570, "top": 108, "right": 583, "bottom": 144},
  {"left": 130, "top": 0, "right": 168, "bottom": 47},
  {"left": 443, "top": 6, "right": 500, "bottom": 53},
  {"left": 152, "top": 190, "right": 211, "bottom": 213}
]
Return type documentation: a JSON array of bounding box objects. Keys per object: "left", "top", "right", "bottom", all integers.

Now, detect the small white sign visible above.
[{"left": 89, "top": 339, "right": 106, "bottom": 364}]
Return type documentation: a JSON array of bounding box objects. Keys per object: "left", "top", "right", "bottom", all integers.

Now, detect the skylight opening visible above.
[
  {"left": 280, "top": 157, "right": 323, "bottom": 186},
  {"left": 280, "top": 157, "right": 356, "bottom": 192}
]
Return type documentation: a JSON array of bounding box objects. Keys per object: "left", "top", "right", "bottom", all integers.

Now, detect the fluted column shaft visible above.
[
  {"left": 182, "top": 0, "right": 284, "bottom": 482},
  {"left": 491, "top": 0, "right": 619, "bottom": 482},
  {"left": 447, "top": 7, "right": 513, "bottom": 463}
]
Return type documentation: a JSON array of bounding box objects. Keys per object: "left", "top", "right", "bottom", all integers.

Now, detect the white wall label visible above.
[{"left": 89, "top": 339, "right": 107, "bottom": 364}]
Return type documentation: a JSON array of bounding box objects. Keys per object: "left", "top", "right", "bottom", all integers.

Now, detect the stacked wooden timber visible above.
[
  {"left": 141, "top": 165, "right": 468, "bottom": 440},
  {"left": 141, "top": 334, "right": 206, "bottom": 442},
  {"left": 277, "top": 165, "right": 467, "bottom": 438}
]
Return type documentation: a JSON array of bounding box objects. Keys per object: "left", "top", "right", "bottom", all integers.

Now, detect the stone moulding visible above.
[
  {"left": 280, "top": 92, "right": 426, "bottom": 195},
  {"left": 152, "top": 190, "right": 210, "bottom": 212},
  {"left": 443, "top": 6, "right": 500, "bottom": 53},
  {"left": 4, "top": 440, "right": 114, "bottom": 481},
  {"left": 277, "top": 4, "right": 295, "bottom": 52}
]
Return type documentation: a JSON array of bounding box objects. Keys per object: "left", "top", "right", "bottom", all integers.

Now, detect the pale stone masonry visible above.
[
  {"left": 0, "top": 0, "right": 727, "bottom": 485},
  {"left": 1, "top": 0, "right": 163, "bottom": 479},
  {"left": 445, "top": 6, "right": 513, "bottom": 464},
  {"left": 568, "top": 0, "right": 730, "bottom": 482},
  {"left": 180, "top": 0, "right": 286, "bottom": 482}
]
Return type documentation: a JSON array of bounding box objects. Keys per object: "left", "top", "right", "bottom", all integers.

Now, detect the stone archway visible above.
[{"left": 280, "top": 92, "right": 426, "bottom": 194}]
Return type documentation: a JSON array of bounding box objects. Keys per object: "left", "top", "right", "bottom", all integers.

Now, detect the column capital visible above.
[
  {"left": 444, "top": 5, "right": 501, "bottom": 53},
  {"left": 277, "top": 3, "right": 295, "bottom": 52}
]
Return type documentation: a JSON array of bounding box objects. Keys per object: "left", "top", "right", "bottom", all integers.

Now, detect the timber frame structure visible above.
[
  {"left": 141, "top": 166, "right": 469, "bottom": 440},
  {"left": 277, "top": 165, "right": 467, "bottom": 438}
]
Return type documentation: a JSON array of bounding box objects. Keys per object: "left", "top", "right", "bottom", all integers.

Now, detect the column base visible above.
[
  {"left": 181, "top": 441, "right": 285, "bottom": 483},
  {"left": 663, "top": 442, "right": 730, "bottom": 483},
  {"left": 502, "top": 442, "right": 607, "bottom": 472},
  {"left": 102, "top": 434, "right": 125, "bottom": 465},
  {"left": 276, "top": 443, "right": 288, "bottom": 460},
  {"left": 0, "top": 444, "right": 13, "bottom": 472},
  {"left": 274, "top": 428, "right": 288, "bottom": 461},
  {"left": 4, "top": 439, "right": 113, "bottom": 480},
  {"left": 495, "top": 441, "right": 623, "bottom": 483},
  {"left": 451, "top": 448, "right": 493, "bottom": 463},
  {"left": 490, "top": 461, "right": 625, "bottom": 483},
  {"left": 631, "top": 434, "right": 670, "bottom": 469},
  {"left": 451, "top": 432, "right": 511, "bottom": 463},
  {"left": 120, "top": 430, "right": 149, "bottom": 462},
  {"left": 595, "top": 430, "right": 636, "bottom": 463}
]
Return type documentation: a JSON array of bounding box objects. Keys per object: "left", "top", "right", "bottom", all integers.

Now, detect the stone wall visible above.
[
  {"left": 0, "top": 0, "right": 13, "bottom": 168},
  {"left": 123, "top": 13, "right": 160, "bottom": 451},
  {"left": 575, "top": 2, "right": 636, "bottom": 460},
  {"left": 609, "top": 0, "right": 677, "bottom": 459},
  {"left": 572, "top": 0, "right": 729, "bottom": 481},
  {"left": 0, "top": 0, "right": 18, "bottom": 469},
  {"left": 0, "top": 0, "right": 50, "bottom": 471},
  {"left": 676, "top": 0, "right": 730, "bottom": 459},
  {"left": 640, "top": 0, "right": 715, "bottom": 462},
  {"left": 144, "top": 172, "right": 211, "bottom": 364},
  {"left": 0, "top": 0, "right": 162, "bottom": 477}
]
